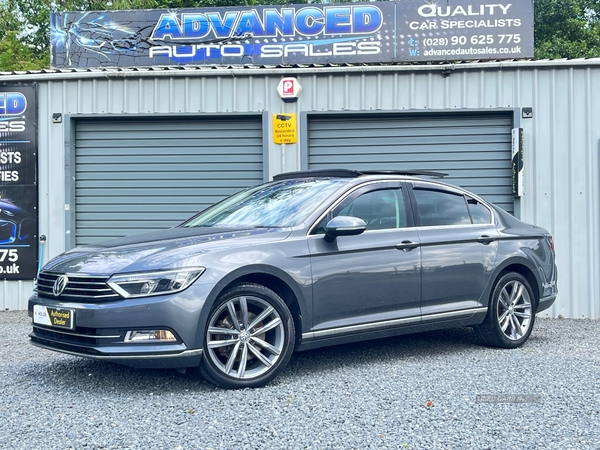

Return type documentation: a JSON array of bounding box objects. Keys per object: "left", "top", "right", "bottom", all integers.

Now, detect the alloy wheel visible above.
[
  {"left": 206, "top": 295, "right": 285, "bottom": 380},
  {"left": 496, "top": 279, "right": 533, "bottom": 341}
]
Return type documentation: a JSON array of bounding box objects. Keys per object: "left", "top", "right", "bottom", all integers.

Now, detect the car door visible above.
[
  {"left": 308, "top": 182, "right": 422, "bottom": 335},
  {"left": 409, "top": 182, "right": 499, "bottom": 317}
]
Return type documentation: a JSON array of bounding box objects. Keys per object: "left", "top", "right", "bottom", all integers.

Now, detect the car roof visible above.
[
  {"left": 272, "top": 169, "right": 448, "bottom": 182},
  {"left": 271, "top": 168, "right": 496, "bottom": 212}
]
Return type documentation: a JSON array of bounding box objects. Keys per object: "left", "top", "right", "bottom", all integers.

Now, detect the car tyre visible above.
[
  {"left": 475, "top": 272, "right": 536, "bottom": 349},
  {"left": 200, "top": 283, "right": 295, "bottom": 389}
]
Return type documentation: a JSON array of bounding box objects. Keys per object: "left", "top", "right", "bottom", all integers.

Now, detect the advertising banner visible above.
[
  {"left": 50, "top": 1, "right": 533, "bottom": 68},
  {"left": 0, "top": 85, "right": 38, "bottom": 280},
  {"left": 398, "top": 1, "right": 533, "bottom": 61}
]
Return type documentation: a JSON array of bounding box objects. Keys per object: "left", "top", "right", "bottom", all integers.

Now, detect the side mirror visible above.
[{"left": 324, "top": 216, "right": 367, "bottom": 242}]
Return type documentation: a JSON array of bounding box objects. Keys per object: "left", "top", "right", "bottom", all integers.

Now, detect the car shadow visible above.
[
  {"left": 282, "top": 326, "right": 482, "bottom": 378},
  {"left": 21, "top": 357, "right": 218, "bottom": 394},
  {"left": 21, "top": 325, "right": 547, "bottom": 392}
]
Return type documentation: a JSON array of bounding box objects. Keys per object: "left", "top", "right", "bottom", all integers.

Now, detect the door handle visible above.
[
  {"left": 477, "top": 235, "right": 495, "bottom": 245},
  {"left": 396, "top": 240, "right": 420, "bottom": 251}
]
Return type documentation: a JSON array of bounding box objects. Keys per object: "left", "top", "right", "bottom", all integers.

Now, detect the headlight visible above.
[{"left": 107, "top": 267, "right": 205, "bottom": 298}]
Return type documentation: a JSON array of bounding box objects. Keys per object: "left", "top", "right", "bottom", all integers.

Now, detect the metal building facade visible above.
[
  {"left": 1, "top": 59, "right": 598, "bottom": 318},
  {"left": 305, "top": 111, "right": 515, "bottom": 213},
  {"left": 73, "top": 115, "right": 266, "bottom": 245}
]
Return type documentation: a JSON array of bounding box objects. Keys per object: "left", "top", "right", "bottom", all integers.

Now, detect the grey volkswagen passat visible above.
[{"left": 29, "top": 169, "right": 558, "bottom": 388}]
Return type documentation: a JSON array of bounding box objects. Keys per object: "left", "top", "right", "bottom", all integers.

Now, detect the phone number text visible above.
[{"left": 422, "top": 34, "right": 521, "bottom": 47}]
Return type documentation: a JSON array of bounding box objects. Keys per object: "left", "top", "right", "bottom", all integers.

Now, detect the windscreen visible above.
[{"left": 181, "top": 179, "right": 348, "bottom": 228}]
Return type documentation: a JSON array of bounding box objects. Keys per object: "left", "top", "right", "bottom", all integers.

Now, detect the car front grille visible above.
[
  {"left": 30, "top": 325, "right": 126, "bottom": 356},
  {"left": 36, "top": 271, "right": 120, "bottom": 302},
  {"left": 32, "top": 325, "right": 124, "bottom": 347}
]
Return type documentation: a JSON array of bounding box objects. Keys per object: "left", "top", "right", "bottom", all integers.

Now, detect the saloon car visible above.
[{"left": 29, "top": 169, "right": 557, "bottom": 388}]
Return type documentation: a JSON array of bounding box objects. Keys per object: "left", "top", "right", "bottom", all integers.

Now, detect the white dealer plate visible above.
[{"left": 33, "top": 305, "right": 75, "bottom": 330}]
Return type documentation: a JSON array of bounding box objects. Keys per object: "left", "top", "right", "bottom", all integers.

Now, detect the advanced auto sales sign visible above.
[
  {"left": 0, "top": 85, "right": 38, "bottom": 280},
  {"left": 50, "top": 1, "right": 533, "bottom": 68}
]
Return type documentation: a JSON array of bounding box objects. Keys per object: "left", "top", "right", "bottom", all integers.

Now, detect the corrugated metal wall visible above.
[
  {"left": 306, "top": 111, "right": 514, "bottom": 213},
  {"left": 74, "top": 116, "right": 264, "bottom": 245},
  {"left": 1, "top": 60, "right": 598, "bottom": 318}
]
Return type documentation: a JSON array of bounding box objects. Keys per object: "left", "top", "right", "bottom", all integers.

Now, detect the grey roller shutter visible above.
[
  {"left": 307, "top": 112, "right": 514, "bottom": 213},
  {"left": 75, "top": 116, "right": 264, "bottom": 246}
]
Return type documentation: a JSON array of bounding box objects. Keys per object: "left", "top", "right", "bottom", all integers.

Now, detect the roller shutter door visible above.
[
  {"left": 307, "top": 112, "right": 514, "bottom": 213},
  {"left": 75, "top": 116, "right": 264, "bottom": 246}
]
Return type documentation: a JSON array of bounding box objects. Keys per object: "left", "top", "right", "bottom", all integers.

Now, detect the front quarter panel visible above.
[
  {"left": 29, "top": 232, "right": 314, "bottom": 363},
  {"left": 187, "top": 234, "right": 313, "bottom": 349}
]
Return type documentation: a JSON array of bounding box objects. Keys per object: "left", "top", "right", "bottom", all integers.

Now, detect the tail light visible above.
[{"left": 549, "top": 235, "right": 555, "bottom": 251}]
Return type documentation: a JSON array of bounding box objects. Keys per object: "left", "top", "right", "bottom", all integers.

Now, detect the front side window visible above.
[
  {"left": 413, "top": 189, "right": 471, "bottom": 226},
  {"left": 313, "top": 187, "right": 406, "bottom": 234},
  {"left": 338, "top": 189, "right": 407, "bottom": 230}
]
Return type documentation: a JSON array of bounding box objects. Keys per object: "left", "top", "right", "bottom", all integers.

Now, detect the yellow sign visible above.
[{"left": 273, "top": 114, "right": 297, "bottom": 144}]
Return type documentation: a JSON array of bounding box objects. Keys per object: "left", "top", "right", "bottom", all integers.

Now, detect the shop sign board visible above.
[
  {"left": 50, "top": 1, "right": 534, "bottom": 68},
  {"left": 0, "top": 85, "right": 38, "bottom": 280}
]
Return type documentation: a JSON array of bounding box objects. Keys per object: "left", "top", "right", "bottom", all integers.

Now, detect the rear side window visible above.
[
  {"left": 413, "top": 189, "right": 471, "bottom": 226},
  {"left": 467, "top": 197, "right": 492, "bottom": 224}
]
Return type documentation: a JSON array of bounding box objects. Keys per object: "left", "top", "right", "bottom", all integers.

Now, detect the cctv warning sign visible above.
[{"left": 273, "top": 114, "right": 297, "bottom": 145}]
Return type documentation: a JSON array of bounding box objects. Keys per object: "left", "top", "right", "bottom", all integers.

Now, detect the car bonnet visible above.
[{"left": 42, "top": 226, "right": 292, "bottom": 275}]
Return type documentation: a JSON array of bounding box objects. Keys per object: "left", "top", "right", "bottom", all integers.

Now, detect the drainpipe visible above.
[{"left": 37, "top": 235, "right": 46, "bottom": 278}]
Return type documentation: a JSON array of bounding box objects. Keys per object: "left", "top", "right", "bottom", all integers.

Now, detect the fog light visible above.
[{"left": 124, "top": 330, "right": 177, "bottom": 342}]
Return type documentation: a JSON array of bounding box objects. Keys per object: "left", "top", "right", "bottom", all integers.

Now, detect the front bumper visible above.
[
  {"left": 29, "top": 338, "right": 203, "bottom": 369},
  {"left": 28, "top": 283, "right": 213, "bottom": 369}
]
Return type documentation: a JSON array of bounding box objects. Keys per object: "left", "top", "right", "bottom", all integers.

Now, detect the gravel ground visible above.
[{"left": 0, "top": 311, "right": 599, "bottom": 450}]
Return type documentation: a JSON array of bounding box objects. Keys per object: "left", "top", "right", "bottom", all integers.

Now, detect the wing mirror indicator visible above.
[{"left": 324, "top": 216, "right": 367, "bottom": 242}]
